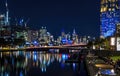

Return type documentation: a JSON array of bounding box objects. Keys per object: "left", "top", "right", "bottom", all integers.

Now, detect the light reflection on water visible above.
[{"left": 0, "top": 50, "right": 80, "bottom": 76}]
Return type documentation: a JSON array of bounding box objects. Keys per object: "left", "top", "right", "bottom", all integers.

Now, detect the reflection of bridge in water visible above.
[
  {"left": 0, "top": 44, "right": 87, "bottom": 52},
  {"left": 0, "top": 44, "right": 89, "bottom": 76}
]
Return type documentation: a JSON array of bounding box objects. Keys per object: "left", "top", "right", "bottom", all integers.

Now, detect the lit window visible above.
[
  {"left": 112, "top": 8, "right": 115, "bottom": 11},
  {"left": 109, "top": 8, "right": 112, "bottom": 11}
]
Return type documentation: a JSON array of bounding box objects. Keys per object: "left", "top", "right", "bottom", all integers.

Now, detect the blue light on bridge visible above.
[
  {"left": 32, "top": 41, "right": 39, "bottom": 46},
  {"left": 62, "top": 54, "right": 68, "bottom": 60},
  {"left": 34, "top": 41, "right": 37, "bottom": 44},
  {"left": 62, "top": 54, "right": 66, "bottom": 60}
]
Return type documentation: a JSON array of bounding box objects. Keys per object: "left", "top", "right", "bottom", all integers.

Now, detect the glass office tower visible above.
[{"left": 100, "top": 0, "right": 120, "bottom": 37}]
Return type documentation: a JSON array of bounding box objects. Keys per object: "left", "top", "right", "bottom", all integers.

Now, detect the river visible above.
[{"left": 0, "top": 50, "right": 88, "bottom": 76}]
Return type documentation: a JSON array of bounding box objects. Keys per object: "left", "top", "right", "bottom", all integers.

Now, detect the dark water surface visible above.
[{"left": 0, "top": 51, "right": 87, "bottom": 76}]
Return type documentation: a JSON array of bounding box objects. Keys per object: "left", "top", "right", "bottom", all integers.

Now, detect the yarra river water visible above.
[{"left": 0, "top": 50, "right": 87, "bottom": 76}]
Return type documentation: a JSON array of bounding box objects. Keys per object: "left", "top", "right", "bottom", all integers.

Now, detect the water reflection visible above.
[{"left": 0, "top": 50, "right": 80, "bottom": 76}]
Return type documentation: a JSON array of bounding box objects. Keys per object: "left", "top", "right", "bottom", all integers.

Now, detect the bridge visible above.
[{"left": 0, "top": 44, "right": 87, "bottom": 52}]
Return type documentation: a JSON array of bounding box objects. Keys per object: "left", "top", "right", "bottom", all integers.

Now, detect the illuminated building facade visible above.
[
  {"left": 0, "top": 1, "right": 10, "bottom": 26},
  {"left": 0, "top": 14, "right": 11, "bottom": 38},
  {"left": 116, "top": 23, "right": 120, "bottom": 36},
  {"left": 38, "top": 27, "right": 53, "bottom": 45},
  {"left": 0, "top": 1, "right": 10, "bottom": 38},
  {"left": 27, "top": 30, "right": 38, "bottom": 43},
  {"left": 0, "top": 14, "right": 5, "bottom": 25},
  {"left": 72, "top": 29, "right": 78, "bottom": 44},
  {"left": 100, "top": 0, "right": 120, "bottom": 37}
]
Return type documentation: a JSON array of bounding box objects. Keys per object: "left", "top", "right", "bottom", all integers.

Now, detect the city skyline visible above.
[
  {"left": 0, "top": 0, "right": 100, "bottom": 37},
  {"left": 1, "top": 1, "right": 120, "bottom": 76}
]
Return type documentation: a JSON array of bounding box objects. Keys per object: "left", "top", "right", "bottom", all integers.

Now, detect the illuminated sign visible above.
[
  {"left": 110, "top": 37, "right": 115, "bottom": 46},
  {"left": 117, "top": 37, "right": 120, "bottom": 51}
]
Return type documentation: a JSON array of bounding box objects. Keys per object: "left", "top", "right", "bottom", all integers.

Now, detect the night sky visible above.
[{"left": 0, "top": 0, "right": 100, "bottom": 37}]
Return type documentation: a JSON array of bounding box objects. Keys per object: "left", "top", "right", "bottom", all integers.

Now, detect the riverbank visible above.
[{"left": 85, "top": 53, "right": 119, "bottom": 76}]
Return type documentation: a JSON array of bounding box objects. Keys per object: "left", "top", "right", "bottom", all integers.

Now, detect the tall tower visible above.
[
  {"left": 72, "top": 29, "right": 76, "bottom": 36},
  {"left": 100, "top": 0, "right": 120, "bottom": 38},
  {"left": 5, "top": 0, "right": 9, "bottom": 25},
  {"left": 61, "top": 29, "right": 65, "bottom": 37}
]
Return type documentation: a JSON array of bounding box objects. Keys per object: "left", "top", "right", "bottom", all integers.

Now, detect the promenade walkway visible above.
[{"left": 86, "top": 52, "right": 119, "bottom": 76}]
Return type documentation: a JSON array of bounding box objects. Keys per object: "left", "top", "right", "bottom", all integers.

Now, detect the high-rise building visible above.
[
  {"left": 0, "top": 1, "right": 10, "bottom": 38},
  {"left": 29, "top": 30, "right": 38, "bottom": 42},
  {"left": 5, "top": 0, "right": 9, "bottom": 25},
  {"left": 100, "top": 0, "right": 120, "bottom": 37},
  {"left": 0, "top": 14, "right": 11, "bottom": 38},
  {"left": 38, "top": 27, "right": 52, "bottom": 45},
  {"left": 72, "top": 29, "right": 78, "bottom": 44},
  {"left": 61, "top": 29, "right": 65, "bottom": 37},
  {"left": 116, "top": 23, "right": 120, "bottom": 36},
  {"left": 0, "top": 14, "right": 5, "bottom": 25}
]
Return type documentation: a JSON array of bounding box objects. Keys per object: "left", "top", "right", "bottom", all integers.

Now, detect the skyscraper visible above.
[
  {"left": 5, "top": 0, "right": 9, "bottom": 25},
  {"left": 100, "top": 0, "right": 120, "bottom": 38}
]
